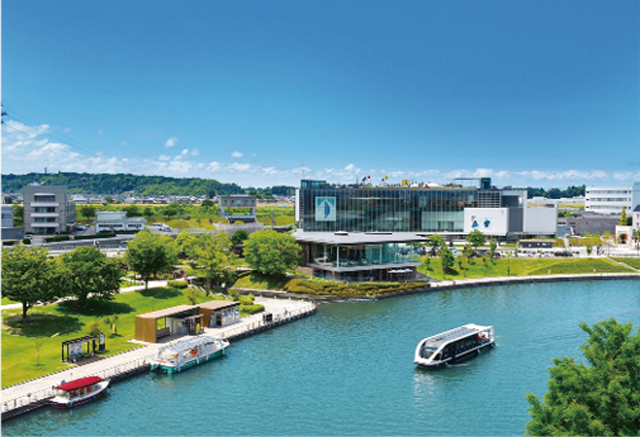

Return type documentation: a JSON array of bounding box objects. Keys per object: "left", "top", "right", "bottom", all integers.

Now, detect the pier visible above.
[{"left": 1, "top": 297, "right": 316, "bottom": 422}]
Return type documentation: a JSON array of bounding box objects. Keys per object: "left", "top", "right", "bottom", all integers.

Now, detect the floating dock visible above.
[{"left": 1, "top": 297, "right": 316, "bottom": 422}]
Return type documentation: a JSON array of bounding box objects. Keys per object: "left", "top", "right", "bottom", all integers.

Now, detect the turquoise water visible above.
[{"left": 4, "top": 279, "right": 639, "bottom": 436}]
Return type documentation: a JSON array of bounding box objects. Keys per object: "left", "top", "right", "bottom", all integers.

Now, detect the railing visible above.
[
  {"left": 219, "top": 303, "right": 316, "bottom": 340},
  {"left": 2, "top": 353, "right": 156, "bottom": 414}
]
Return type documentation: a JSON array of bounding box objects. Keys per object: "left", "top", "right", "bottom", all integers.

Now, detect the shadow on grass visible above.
[
  {"left": 3, "top": 313, "right": 84, "bottom": 337},
  {"left": 137, "top": 287, "right": 182, "bottom": 299},
  {"left": 56, "top": 299, "right": 135, "bottom": 317}
]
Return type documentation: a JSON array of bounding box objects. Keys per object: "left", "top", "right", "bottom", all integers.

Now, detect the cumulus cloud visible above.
[
  {"left": 206, "top": 161, "right": 221, "bottom": 171},
  {"left": 232, "top": 151, "right": 243, "bottom": 158},
  {"left": 229, "top": 162, "right": 252, "bottom": 172},
  {"left": 158, "top": 154, "right": 171, "bottom": 161},
  {"left": 191, "top": 148, "right": 200, "bottom": 156},
  {"left": 165, "top": 137, "right": 179, "bottom": 148}
]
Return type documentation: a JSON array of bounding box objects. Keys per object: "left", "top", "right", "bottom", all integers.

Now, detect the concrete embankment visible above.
[
  {"left": 1, "top": 297, "right": 315, "bottom": 422},
  {"left": 235, "top": 272, "right": 640, "bottom": 302}
]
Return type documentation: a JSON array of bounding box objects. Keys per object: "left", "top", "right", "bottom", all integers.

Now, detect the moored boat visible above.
[
  {"left": 50, "top": 376, "right": 109, "bottom": 408},
  {"left": 150, "top": 335, "right": 229, "bottom": 374},
  {"left": 414, "top": 324, "right": 495, "bottom": 368}
]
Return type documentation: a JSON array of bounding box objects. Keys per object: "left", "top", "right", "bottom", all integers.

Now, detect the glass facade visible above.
[
  {"left": 309, "top": 242, "right": 422, "bottom": 268},
  {"left": 300, "top": 187, "right": 477, "bottom": 232}
]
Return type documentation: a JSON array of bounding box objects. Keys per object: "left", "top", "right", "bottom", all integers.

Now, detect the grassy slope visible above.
[
  {"left": 418, "top": 257, "right": 633, "bottom": 280},
  {"left": 1, "top": 286, "right": 227, "bottom": 388},
  {"left": 613, "top": 257, "right": 640, "bottom": 270}
]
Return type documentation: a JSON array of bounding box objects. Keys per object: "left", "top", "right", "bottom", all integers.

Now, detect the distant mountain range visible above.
[{"left": 0, "top": 172, "right": 294, "bottom": 197}]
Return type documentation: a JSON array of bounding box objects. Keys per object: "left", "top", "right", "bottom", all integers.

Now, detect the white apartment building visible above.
[{"left": 584, "top": 182, "right": 640, "bottom": 215}]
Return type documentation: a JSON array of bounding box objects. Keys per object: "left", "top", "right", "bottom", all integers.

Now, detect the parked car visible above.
[{"left": 76, "top": 224, "right": 86, "bottom": 231}]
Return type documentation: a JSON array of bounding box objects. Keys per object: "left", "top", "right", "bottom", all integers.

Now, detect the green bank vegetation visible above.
[{"left": 1, "top": 285, "right": 219, "bottom": 387}]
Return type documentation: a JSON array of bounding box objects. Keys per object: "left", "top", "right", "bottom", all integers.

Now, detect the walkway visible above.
[{"left": 1, "top": 296, "right": 314, "bottom": 414}]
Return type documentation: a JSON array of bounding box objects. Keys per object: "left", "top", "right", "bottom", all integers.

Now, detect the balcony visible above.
[
  {"left": 29, "top": 222, "right": 59, "bottom": 228},
  {"left": 30, "top": 202, "right": 59, "bottom": 207},
  {"left": 30, "top": 213, "right": 60, "bottom": 218}
]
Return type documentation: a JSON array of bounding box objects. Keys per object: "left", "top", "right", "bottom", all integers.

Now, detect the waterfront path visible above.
[{"left": 1, "top": 296, "right": 314, "bottom": 415}]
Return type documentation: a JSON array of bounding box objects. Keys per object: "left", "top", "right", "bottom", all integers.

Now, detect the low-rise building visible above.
[
  {"left": 94, "top": 211, "right": 146, "bottom": 233},
  {"left": 557, "top": 212, "right": 619, "bottom": 236}
]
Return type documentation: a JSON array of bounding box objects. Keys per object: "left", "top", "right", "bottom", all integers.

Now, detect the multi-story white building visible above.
[
  {"left": 94, "top": 211, "right": 147, "bottom": 233},
  {"left": 585, "top": 182, "right": 640, "bottom": 215},
  {"left": 23, "top": 185, "right": 76, "bottom": 234}
]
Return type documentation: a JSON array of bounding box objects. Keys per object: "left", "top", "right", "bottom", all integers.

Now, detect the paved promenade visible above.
[{"left": 1, "top": 296, "right": 314, "bottom": 414}]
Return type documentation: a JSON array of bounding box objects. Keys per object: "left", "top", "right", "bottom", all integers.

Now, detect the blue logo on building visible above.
[{"left": 315, "top": 197, "right": 336, "bottom": 221}]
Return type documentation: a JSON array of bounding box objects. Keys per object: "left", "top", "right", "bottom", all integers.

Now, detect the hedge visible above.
[
  {"left": 241, "top": 304, "right": 265, "bottom": 315},
  {"left": 45, "top": 235, "right": 71, "bottom": 243},
  {"left": 283, "top": 279, "right": 427, "bottom": 297},
  {"left": 167, "top": 280, "right": 188, "bottom": 289},
  {"left": 239, "top": 295, "right": 255, "bottom": 305},
  {"left": 74, "top": 233, "right": 116, "bottom": 240}
]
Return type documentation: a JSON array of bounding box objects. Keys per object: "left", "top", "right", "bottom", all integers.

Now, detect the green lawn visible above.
[
  {"left": 613, "top": 257, "right": 640, "bottom": 270},
  {"left": 2, "top": 297, "right": 17, "bottom": 305},
  {"left": 232, "top": 271, "right": 288, "bottom": 290},
  {"left": 1, "top": 286, "right": 229, "bottom": 388},
  {"left": 418, "top": 256, "right": 634, "bottom": 280}
]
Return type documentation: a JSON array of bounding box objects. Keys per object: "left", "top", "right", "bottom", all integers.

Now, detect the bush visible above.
[
  {"left": 74, "top": 233, "right": 116, "bottom": 240},
  {"left": 283, "top": 279, "right": 427, "bottom": 297},
  {"left": 3, "top": 241, "right": 15, "bottom": 246},
  {"left": 239, "top": 295, "right": 254, "bottom": 305},
  {"left": 23, "top": 238, "right": 31, "bottom": 245},
  {"left": 241, "top": 304, "right": 265, "bottom": 315},
  {"left": 167, "top": 280, "right": 188, "bottom": 289},
  {"left": 45, "top": 235, "right": 71, "bottom": 243}
]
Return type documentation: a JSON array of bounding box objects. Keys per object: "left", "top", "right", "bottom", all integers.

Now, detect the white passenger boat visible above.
[
  {"left": 50, "top": 376, "right": 109, "bottom": 408},
  {"left": 414, "top": 324, "right": 495, "bottom": 368},
  {"left": 150, "top": 335, "right": 229, "bottom": 374}
]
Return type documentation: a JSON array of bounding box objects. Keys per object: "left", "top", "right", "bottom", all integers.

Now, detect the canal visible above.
[{"left": 3, "top": 279, "right": 639, "bottom": 436}]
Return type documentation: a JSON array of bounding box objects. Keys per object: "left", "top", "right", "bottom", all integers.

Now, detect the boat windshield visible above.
[{"left": 420, "top": 345, "right": 439, "bottom": 359}]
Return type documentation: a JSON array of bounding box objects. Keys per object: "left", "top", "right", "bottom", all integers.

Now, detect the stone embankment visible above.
[{"left": 1, "top": 297, "right": 315, "bottom": 422}]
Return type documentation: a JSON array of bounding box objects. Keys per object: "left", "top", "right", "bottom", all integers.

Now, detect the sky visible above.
[{"left": 2, "top": 0, "right": 639, "bottom": 189}]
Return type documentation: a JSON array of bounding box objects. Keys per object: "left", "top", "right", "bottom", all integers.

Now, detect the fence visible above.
[
  {"left": 2, "top": 352, "right": 156, "bottom": 415},
  {"left": 219, "top": 302, "right": 316, "bottom": 340}
]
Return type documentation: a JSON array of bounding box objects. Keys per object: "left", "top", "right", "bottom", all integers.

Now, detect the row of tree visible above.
[{"left": 522, "top": 185, "right": 586, "bottom": 199}]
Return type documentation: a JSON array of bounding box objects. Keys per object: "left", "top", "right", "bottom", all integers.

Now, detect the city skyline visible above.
[{"left": 2, "top": 0, "right": 639, "bottom": 188}]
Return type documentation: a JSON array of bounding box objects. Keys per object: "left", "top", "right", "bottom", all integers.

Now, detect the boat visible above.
[
  {"left": 50, "top": 376, "right": 109, "bottom": 408},
  {"left": 150, "top": 335, "right": 229, "bottom": 374},
  {"left": 414, "top": 324, "right": 495, "bottom": 368}
]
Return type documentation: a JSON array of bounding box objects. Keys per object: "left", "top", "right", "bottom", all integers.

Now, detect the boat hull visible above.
[
  {"left": 415, "top": 341, "right": 495, "bottom": 368},
  {"left": 151, "top": 348, "right": 224, "bottom": 374},
  {"left": 50, "top": 381, "right": 109, "bottom": 408}
]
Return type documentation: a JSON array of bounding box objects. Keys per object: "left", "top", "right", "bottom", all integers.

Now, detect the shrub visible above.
[
  {"left": 45, "top": 235, "right": 71, "bottom": 243},
  {"left": 167, "top": 280, "right": 188, "bottom": 289},
  {"left": 23, "top": 238, "right": 31, "bottom": 245},
  {"left": 75, "top": 233, "right": 116, "bottom": 240},
  {"left": 241, "top": 304, "right": 265, "bottom": 315},
  {"left": 239, "top": 295, "right": 254, "bottom": 305},
  {"left": 3, "top": 241, "right": 15, "bottom": 246}
]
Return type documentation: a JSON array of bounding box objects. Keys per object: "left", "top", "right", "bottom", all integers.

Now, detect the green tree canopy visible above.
[
  {"left": 231, "top": 228, "right": 249, "bottom": 245},
  {"left": 201, "top": 199, "right": 214, "bottom": 208},
  {"left": 123, "top": 229, "right": 178, "bottom": 288},
  {"left": 191, "top": 232, "right": 236, "bottom": 289},
  {"left": 244, "top": 230, "right": 301, "bottom": 276},
  {"left": 1, "top": 246, "right": 67, "bottom": 321},
  {"left": 12, "top": 204, "right": 23, "bottom": 225},
  {"left": 60, "top": 246, "right": 122, "bottom": 305},
  {"left": 466, "top": 230, "right": 487, "bottom": 252},
  {"left": 440, "top": 245, "right": 455, "bottom": 274},
  {"left": 620, "top": 206, "right": 627, "bottom": 226},
  {"left": 526, "top": 319, "right": 640, "bottom": 436},
  {"left": 429, "top": 234, "right": 446, "bottom": 250},
  {"left": 79, "top": 205, "right": 96, "bottom": 220}
]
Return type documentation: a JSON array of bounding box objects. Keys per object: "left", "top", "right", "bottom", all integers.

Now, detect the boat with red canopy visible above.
[{"left": 50, "top": 376, "right": 109, "bottom": 408}]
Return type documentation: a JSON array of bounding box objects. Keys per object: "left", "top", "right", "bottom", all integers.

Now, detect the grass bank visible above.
[
  {"left": 418, "top": 257, "right": 634, "bottom": 280},
  {"left": 1, "top": 286, "right": 229, "bottom": 388}
]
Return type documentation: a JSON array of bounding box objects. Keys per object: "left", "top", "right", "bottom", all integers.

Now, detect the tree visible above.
[
  {"left": 440, "top": 246, "right": 455, "bottom": 275},
  {"left": 123, "top": 229, "right": 178, "bottom": 289},
  {"left": 164, "top": 203, "right": 179, "bottom": 219},
  {"left": 231, "top": 228, "right": 249, "bottom": 245},
  {"left": 526, "top": 319, "right": 640, "bottom": 436},
  {"left": 191, "top": 232, "right": 236, "bottom": 289},
  {"left": 79, "top": 205, "right": 96, "bottom": 221},
  {"left": 1, "top": 246, "right": 67, "bottom": 321},
  {"left": 466, "top": 230, "right": 487, "bottom": 253},
  {"left": 143, "top": 206, "right": 154, "bottom": 218},
  {"left": 201, "top": 199, "right": 214, "bottom": 208},
  {"left": 12, "top": 204, "right": 23, "bottom": 225},
  {"left": 244, "top": 230, "right": 301, "bottom": 276},
  {"left": 488, "top": 238, "right": 498, "bottom": 263},
  {"left": 104, "top": 196, "right": 114, "bottom": 204},
  {"left": 60, "top": 247, "right": 122, "bottom": 305},
  {"left": 620, "top": 205, "right": 627, "bottom": 226},
  {"left": 429, "top": 234, "right": 445, "bottom": 254}
]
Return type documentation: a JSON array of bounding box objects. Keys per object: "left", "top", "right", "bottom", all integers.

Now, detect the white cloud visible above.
[
  {"left": 181, "top": 148, "right": 189, "bottom": 155},
  {"left": 158, "top": 154, "right": 171, "bottom": 161},
  {"left": 97, "top": 129, "right": 105, "bottom": 136},
  {"left": 229, "top": 162, "right": 252, "bottom": 172},
  {"left": 207, "top": 161, "right": 221, "bottom": 171},
  {"left": 232, "top": 151, "right": 243, "bottom": 158},
  {"left": 191, "top": 148, "right": 200, "bottom": 156},
  {"left": 345, "top": 163, "right": 355, "bottom": 171},
  {"left": 165, "top": 137, "right": 179, "bottom": 148}
]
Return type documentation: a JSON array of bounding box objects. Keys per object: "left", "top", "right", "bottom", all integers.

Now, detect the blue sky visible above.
[{"left": 2, "top": 0, "right": 639, "bottom": 188}]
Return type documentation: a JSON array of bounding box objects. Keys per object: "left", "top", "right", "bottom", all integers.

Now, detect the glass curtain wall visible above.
[
  {"left": 302, "top": 188, "right": 477, "bottom": 232},
  {"left": 309, "top": 243, "right": 421, "bottom": 267}
]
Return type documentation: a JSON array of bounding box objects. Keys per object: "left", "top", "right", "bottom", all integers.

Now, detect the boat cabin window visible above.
[{"left": 420, "top": 345, "right": 438, "bottom": 359}]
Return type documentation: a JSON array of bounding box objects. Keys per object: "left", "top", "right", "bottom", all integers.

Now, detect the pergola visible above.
[{"left": 62, "top": 336, "right": 98, "bottom": 362}]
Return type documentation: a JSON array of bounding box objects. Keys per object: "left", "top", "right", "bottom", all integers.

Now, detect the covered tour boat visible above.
[
  {"left": 414, "top": 324, "right": 495, "bottom": 368},
  {"left": 150, "top": 335, "right": 229, "bottom": 374},
  {"left": 50, "top": 376, "right": 109, "bottom": 408}
]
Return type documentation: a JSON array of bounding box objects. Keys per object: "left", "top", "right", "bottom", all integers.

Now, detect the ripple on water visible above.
[{"left": 3, "top": 279, "right": 639, "bottom": 436}]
